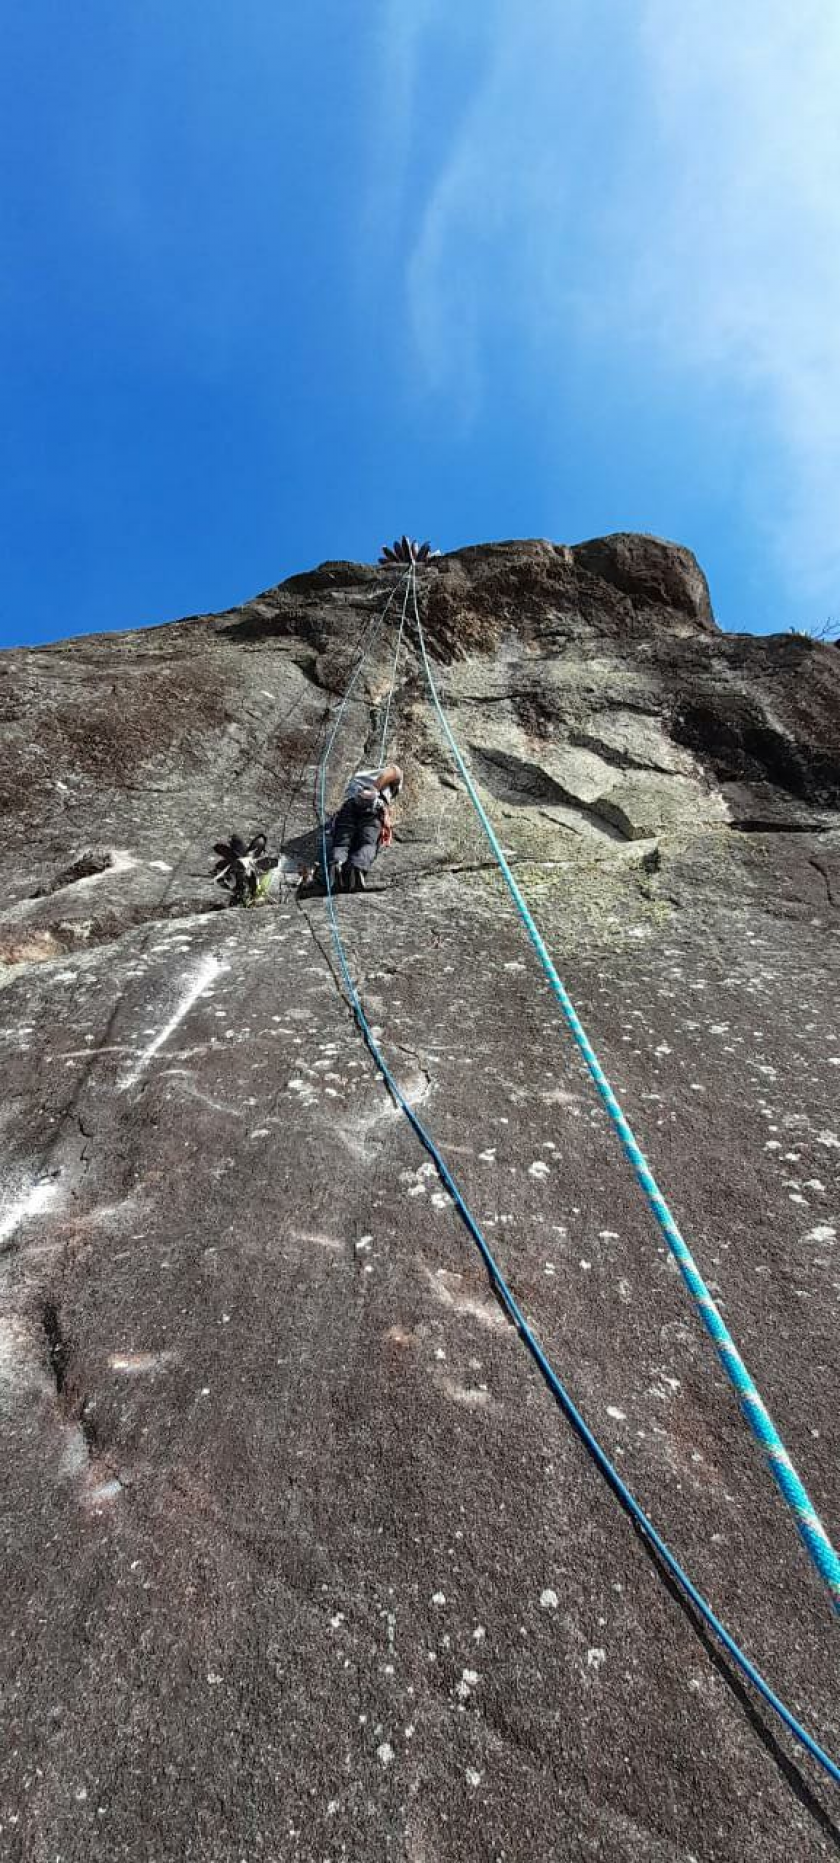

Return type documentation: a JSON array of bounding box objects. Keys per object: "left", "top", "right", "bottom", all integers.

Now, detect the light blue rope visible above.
[
  {"left": 314, "top": 627, "right": 838, "bottom": 1787},
  {"left": 408, "top": 569, "right": 840, "bottom": 1618},
  {"left": 316, "top": 571, "right": 411, "bottom": 848},
  {"left": 377, "top": 577, "right": 411, "bottom": 766}
]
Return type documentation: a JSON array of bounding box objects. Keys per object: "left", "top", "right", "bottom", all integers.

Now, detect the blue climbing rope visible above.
[
  {"left": 409, "top": 569, "right": 840, "bottom": 1620},
  {"left": 313, "top": 593, "right": 839, "bottom": 1790}
]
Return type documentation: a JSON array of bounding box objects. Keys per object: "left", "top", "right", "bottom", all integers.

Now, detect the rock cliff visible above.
[{"left": 1, "top": 535, "right": 838, "bottom": 1860}]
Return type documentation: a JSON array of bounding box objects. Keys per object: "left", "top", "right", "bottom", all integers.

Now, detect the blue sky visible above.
[{"left": 1, "top": 1, "right": 838, "bottom": 646}]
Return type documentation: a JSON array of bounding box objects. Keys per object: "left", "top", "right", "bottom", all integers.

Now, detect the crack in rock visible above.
[
  {"left": 467, "top": 744, "right": 632, "bottom": 841},
  {"left": 809, "top": 855, "right": 838, "bottom": 907},
  {"left": 30, "top": 849, "right": 119, "bottom": 898},
  {"left": 0, "top": 898, "right": 223, "bottom": 969},
  {"left": 41, "top": 1299, "right": 98, "bottom": 1458}
]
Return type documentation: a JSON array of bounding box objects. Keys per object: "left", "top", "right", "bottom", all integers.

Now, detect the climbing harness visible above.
[
  {"left": 314, "top": 577, "right": 839, "bottom": 1790},
  {"left": 407, "top": 568, "right": 840, "bottom": 1621}
]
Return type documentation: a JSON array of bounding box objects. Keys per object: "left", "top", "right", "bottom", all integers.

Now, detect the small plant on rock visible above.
[{"left": 788, "top": 615, "right": 839, "bottom": 642}]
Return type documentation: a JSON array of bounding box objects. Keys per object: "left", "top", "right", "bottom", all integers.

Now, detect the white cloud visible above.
[
  {"left": 632, "top": 2, "right": 840, "bottom": 594},
  {"left": 364, "top": 0, "right": 458, "bottom": 251},
  {"left": 405, "top": 1, "right": 585, "bottom": 412},
  {"left": 398, "top": 0, "right": 840, "bottom": 595}
]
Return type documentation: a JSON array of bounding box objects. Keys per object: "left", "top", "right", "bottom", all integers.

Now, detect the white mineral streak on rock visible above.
[
  {"left": 87, "top": 1477, "right": 123, "bottom": 1506},
  {"left": 109, "top": 1351, "right": 170, "bottom": 1374},
  {"left": 0, "top": 1181, "right": 58, "bottom": 1248},
  {"left": 120, "top": 956, "right": 224, "bottom": 1088}
]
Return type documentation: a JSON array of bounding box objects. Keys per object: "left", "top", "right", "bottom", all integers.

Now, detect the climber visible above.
[{"left": 327, "top": 764, "right": 403, "bottom": 893}]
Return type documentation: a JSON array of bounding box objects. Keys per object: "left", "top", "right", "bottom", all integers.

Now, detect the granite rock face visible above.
[
  {"left": 569, "top": 530, "right": 717, "bottom": 628},
  {"left": 1, "top": 536, "right": 838, "bottom": 1861}
]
